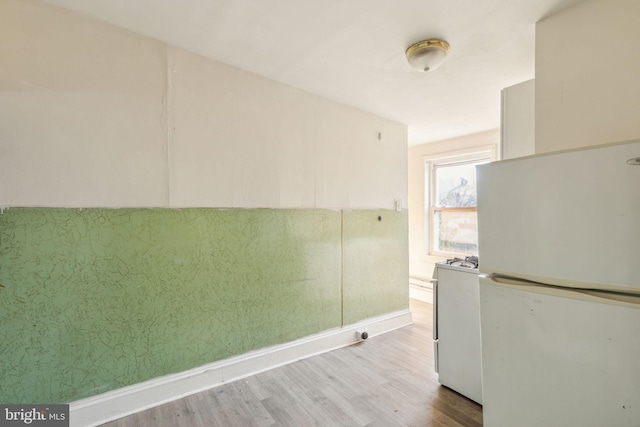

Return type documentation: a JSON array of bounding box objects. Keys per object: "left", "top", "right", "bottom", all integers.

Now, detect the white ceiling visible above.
[{"left": 41, "top": 0, "right": 587, "bottom": 145}]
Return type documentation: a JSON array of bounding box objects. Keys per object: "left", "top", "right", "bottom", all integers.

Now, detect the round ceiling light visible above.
[{"left": 405, "top": 39, "right": 450, "bottom": 72}]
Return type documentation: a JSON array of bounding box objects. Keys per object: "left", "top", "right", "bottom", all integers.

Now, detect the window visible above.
[{"left": 426, "top": 151, "right": 492, "bottom": 257}]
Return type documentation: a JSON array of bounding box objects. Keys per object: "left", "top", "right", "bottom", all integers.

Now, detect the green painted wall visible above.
[
  {"left": 0, "top": 208, "right": 408, "bottom": 404},
  {"left": 343, "top": 210, "right": 409, "bottom": 324}
]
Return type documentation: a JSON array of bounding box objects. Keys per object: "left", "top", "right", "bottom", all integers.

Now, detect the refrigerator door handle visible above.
[{"left": 486, "top": 275, "right": 640, "bottom": 308}]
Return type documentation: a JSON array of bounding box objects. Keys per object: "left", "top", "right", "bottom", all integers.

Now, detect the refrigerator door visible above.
[
  {"left": 477, "top": 140, "right": 640, "bottom": 292},
  {"left": 480, "top": 276, "right": 640, "bottom": 427}
]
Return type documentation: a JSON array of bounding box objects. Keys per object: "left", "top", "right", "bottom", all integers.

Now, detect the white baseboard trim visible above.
[{"left": 69, "top": 309, "right": 413, "bottom": 427}]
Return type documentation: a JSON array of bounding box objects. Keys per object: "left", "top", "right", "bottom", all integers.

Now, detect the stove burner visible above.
[{"left": 446, "top": 256, "right": 479, "bottom": 269}]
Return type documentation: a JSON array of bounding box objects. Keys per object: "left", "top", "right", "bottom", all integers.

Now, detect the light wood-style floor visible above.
[{"left": 101, "top": 300, "right": 483, "bottom": 426}]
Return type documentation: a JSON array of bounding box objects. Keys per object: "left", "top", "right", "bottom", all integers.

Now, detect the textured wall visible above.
[
  {"left": 0, "top": 0, "right": 409, "bottom": 406},
  {"left": 0, "top": 207, "right": 407, "bottom": 404},
  {"left": 343, "top": 210, "right": 408, "bottom": 324}
]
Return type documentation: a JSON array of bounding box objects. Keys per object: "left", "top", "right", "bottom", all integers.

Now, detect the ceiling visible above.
[{"left": 41, "top": 0, "right": 587, "bottom": 145}]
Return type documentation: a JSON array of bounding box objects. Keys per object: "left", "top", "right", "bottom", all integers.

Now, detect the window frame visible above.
[{"left": 424, "top": 147, "right": 495, "bottom": 258}]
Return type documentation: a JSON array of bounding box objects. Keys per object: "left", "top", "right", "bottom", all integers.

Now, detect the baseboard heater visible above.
[{"left": 409, "top": 276, "right": 435, "bottom": 289}]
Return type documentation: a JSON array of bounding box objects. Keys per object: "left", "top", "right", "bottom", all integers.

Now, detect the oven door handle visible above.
[{"left": 432, "top": 278, "right": 438, "bottom": 340}]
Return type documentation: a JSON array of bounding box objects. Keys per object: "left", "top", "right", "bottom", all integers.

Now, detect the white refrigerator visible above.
[{"left": 476, "top": 140, "right": 640, "bottom": 427}]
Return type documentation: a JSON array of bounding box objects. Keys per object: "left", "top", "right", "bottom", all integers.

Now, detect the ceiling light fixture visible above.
[{"left": 405, "top": 39, "right": 450, "bottom": 72}]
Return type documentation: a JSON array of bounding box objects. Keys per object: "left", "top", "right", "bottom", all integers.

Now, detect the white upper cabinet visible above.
[{"left": 500, "top": 79, "right": 535, "bottom": 160}]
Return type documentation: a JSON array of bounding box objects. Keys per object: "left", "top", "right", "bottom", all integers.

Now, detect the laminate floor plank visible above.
[
  {"left": 314, "top": 384, "right": 375, "bottom": 426},
  {"left": 100, "top": 299, "right": 483, "bottom": 426}
]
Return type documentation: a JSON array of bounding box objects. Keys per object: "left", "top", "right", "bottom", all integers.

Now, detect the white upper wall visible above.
[
  {"left": 535, "top": 0, "right": 640, "bottom": 153},
  {"left": 0, "top": 0, "right": 407, "bottom": 209},
  {"left": 0, "top": 0, "right": 169, "bottom": 207},
  {"left": 167, "top": 48, "right": 407, "bottom": 209}
]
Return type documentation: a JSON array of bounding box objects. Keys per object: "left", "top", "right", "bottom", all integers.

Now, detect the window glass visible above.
[
  {"left": 427, "top": 153, "right": 490, "bottom": 257},
  {"left": 435, "top": 162, "right": 478, "bottom": 207},
  {"left": 433, "top": 210, "right": 479, "bottom": 255}
]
